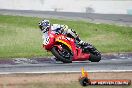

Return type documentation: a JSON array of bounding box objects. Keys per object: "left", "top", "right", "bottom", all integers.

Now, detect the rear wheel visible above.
[
  {"left": 89, "top": 49, "right": 101, "bottom": 62},
  {"left": 83, "top": 45, "right": 101, "bottom": 62},
  {"left": 51, "top": 45, "right": 73, "bottom": 63}
]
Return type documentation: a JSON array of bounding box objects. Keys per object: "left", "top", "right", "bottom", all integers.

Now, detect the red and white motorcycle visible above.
[{"left": 42, "top": 29, "right": 101, "bottom": 63}]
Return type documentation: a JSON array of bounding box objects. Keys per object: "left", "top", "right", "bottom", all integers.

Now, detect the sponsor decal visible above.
[{"left": 79, "top": 67, "right": 131, "bottom": 86}]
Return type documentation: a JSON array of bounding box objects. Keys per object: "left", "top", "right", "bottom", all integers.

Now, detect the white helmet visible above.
[{"left": 39, "top": 20, "right": 51, "bottom": 32}]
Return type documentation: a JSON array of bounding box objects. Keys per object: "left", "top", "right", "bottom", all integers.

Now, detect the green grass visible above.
[{"left": 0, "top": 15, "right": 132, "bottom": 58}]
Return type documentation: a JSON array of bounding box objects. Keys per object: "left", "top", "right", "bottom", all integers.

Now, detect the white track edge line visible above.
[{"left": 0, "top": 70, "right": 132, "bottom": 74}]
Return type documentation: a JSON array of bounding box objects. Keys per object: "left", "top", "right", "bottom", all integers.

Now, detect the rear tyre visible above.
[
  {"left": 84, "top": 45, "right": 101, "bottom": 62},
  {"left": 89, "top": 50, "right": 101, "bottom": 62},
  {"left": 51, "top": 46, "right": 72, "bottom": 63},
  {"left": 89, "top": 53, "right": 101, "bottom": 62}
]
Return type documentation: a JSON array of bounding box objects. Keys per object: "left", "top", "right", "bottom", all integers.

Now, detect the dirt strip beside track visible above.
[{"left": 0, "top": 72, "right": 131, "bottom": 86}]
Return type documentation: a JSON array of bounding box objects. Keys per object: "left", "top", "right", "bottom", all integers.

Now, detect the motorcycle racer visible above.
[
  {"left": 38, "top": 19, "right": 101, "bottom": 62},
  {"left": 38, "top": 19, "right": 89, "bottom": 46}
]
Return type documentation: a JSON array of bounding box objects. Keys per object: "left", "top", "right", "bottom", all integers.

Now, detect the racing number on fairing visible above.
[{"left": 43, "top": 36, "right": 50, "bottom": 45}]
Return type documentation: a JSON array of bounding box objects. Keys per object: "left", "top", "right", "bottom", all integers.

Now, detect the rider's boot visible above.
[
  {"left": 76, "top": 37, "right": 97, "bottom": 52},
  {"left": 76, "top": 37, "right": 90, "bottom": 46}
]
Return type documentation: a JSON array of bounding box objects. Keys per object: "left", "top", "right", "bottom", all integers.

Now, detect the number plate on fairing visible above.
[{"left": 42, "top": 35, "right": 50, "bottom": 45}]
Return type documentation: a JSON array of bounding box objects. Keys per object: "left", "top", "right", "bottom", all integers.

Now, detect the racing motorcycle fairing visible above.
[{"left": 42, "top": 29, "right": 101, "bottom": 63}]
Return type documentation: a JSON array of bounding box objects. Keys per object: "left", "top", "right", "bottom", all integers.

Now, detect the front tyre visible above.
[{"left": 51, "top": 46, "right": 72, "bottom": 63}]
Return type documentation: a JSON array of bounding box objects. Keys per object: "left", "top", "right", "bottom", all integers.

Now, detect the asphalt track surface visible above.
[
  {"left": 0, "top": 9, "right": 132, "bottom": 73},
  {"left": 0, "top": 53, "right": 132, "bottom": 74},
  {"left": 0, "top": 9, "right": 132, "bottom": 26}
]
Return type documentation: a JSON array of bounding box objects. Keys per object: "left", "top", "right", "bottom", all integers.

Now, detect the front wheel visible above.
[{"left": 51, "top": 46, "right": 73, "bottom": 63}]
